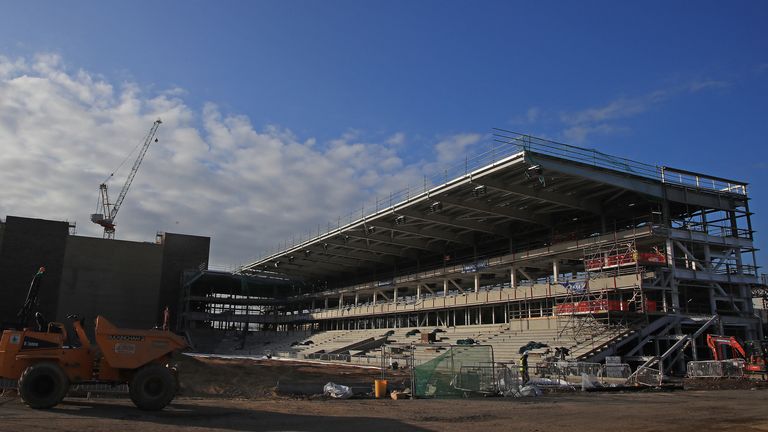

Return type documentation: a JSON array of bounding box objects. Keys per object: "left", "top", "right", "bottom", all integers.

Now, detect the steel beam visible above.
[
  {"left": 437, "top": 194, "right": 551, "bottom": 226},
  {"left": 322, "top": 237, "right": 419, "bottom": 257},
  {"left": 394, "top": 208, "right": 505, "bottom": 235},
  {"left": 364, "top": 220, "right": 475, "bottom": 245},
  {"left": 477, "top": 177, "right": 601, "bottom": 213}
]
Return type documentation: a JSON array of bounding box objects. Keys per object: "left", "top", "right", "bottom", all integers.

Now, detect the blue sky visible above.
[{"left": 0, "top": 1, "right": 766, "bottom": 269}]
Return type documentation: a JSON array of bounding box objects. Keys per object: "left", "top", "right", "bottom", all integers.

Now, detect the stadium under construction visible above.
[{"left": 177, "top": 132, "right": 765, "bottom": 381}]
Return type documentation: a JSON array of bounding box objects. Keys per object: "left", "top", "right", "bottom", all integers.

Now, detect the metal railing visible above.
[
  {"left": 495, "top": 131, "right": 659, "bottom": 179},
  {"left": 495, "top": 131, "right": 747, "bottom": 195},
  {"left": 672, "top": 257, "right": 758, "bottom": 277},
  {"left": 660, "top": 166, "right": 747, "bottom": 195},
  {"left": 302, "top": 352, "right": 383, "bottom": 365},
  {"left": 670, "top": 220, "right": 753, "bottom": 239}
]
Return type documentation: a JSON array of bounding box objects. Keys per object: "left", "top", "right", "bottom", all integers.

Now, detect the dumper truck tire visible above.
[
  {"left": 18, "top": 362, "right": 70, "bottom": 409},
  {"left": 129, "top": 364, "right": 177, "bottom": 410}
]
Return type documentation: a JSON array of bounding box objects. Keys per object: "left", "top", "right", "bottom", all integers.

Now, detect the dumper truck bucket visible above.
[{"left": 94, "top": 316, "right": 187, "bottom": 370}]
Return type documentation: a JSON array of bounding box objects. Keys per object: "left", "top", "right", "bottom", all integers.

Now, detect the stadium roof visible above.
[{"left": 240, "top": 131, "right": 747, "bottom": 284}]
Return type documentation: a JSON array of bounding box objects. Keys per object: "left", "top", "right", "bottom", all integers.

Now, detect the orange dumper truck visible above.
[{"left": 0, "top": 267, "right": 187, "bottom": 410}]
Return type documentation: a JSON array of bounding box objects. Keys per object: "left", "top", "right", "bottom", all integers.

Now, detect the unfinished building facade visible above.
[
  {"left": 180, "top": 132, "right": 763, "bottom": 375},
  {"left": 0, "top": 216, "right": 210, "bottom": 330}
]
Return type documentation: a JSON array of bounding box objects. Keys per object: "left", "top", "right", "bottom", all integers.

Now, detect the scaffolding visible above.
[{"left": 557, "top": 240, "right": 647, "bottom": 344}]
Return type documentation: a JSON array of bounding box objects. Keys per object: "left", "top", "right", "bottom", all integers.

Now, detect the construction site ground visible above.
[{"left": 1, "top": 355, "right": 767, "bottom": 432}]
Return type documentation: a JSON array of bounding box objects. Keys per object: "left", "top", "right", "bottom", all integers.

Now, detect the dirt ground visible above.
[
  {"left": 177, "top": 355, "right": 410, "bottom": 397},
  {"left": 2, "top": 356, "right": 768, "bottom": 432},
  {"left": 2, "top": 389, "right": 768, "bottom": 432}
]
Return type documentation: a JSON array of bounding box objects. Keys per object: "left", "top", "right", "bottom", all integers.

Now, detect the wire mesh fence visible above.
[
  {"left": 600, "top": 363, "right": 632, "bottom": 380},
  {"left": 533, "top": 361, "right": 630, "bottom": 385},
  {"left": 634, "top": 366, "right": 662, "bottom": 386},
  {"left": 413, "top": 345, "right": 497, "bottom": 398},
  {"left": 687, "top": 359, "right": 745, "bottom": 378}
]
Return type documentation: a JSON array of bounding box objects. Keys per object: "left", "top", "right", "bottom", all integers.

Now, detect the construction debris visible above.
[
  {"left": 390, "top": 388, "right": 410, "bottom": 400},
  {"left": 517, "top": 385, "right": 543, "bottom": 397},
  {"left": 323, "top": 382, "right": 353, "bottom": 399}
]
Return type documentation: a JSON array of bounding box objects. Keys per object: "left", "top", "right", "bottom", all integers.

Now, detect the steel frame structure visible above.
[{"left": 182, "top": 132, "right": 763, "bottom": 374}]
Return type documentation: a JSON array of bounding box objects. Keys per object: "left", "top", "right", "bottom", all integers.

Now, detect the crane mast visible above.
[{"left": 91, "top": 119, "right": 162, "bottom": 239}]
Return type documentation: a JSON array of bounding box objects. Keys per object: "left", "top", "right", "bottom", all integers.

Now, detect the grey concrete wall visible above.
[
  {"left": 58, "top": 236, "right": 164, "bottom": 329},
  {"left": 0, "top": 216, "right": 69, "bottom": 325},
  {"left": 158, "top": 232, "right": 210, "bottom": 324},
  {"left": 1, "top": 216, "right": 211, "bottom": 331}
]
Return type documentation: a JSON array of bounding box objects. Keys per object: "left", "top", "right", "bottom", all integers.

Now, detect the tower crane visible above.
[{"left": 90, "top": 119, "right": 162, "bottom": 239}]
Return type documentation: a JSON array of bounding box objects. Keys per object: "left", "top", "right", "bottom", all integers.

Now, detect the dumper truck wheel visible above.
[
  {"left": 18, "top": 362, "right": 70, "bottom": 409},
  {"left": 129, "top": 364, "right": 177, "bottom": 410}
]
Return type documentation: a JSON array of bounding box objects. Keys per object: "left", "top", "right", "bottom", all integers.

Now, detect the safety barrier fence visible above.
[
  {"left": 633, "top": 366, "right": 662, "bottom": 386},
  {"left": 452, "top": 362, "right": 519, "bottom": 395},
  {"left": 600, "top": 363, "right": 632, "bottom": 380},
  {"left": 534, "top": 361, "right": 631, "bottom": 383},
  {"left": 687, "top": 359, "right": 745, "bottom": 378},
  {"left": 536, "top": 361, "right": 601, "bottom": 379}
]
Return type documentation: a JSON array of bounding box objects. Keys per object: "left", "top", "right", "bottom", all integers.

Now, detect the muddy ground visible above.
[{"left": 1, "top": 356, "right": 767, "bottom": 431}]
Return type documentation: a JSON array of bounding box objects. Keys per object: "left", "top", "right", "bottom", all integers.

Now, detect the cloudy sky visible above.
[{"left": 0, "top": 1, "right": 766, "bottom": 269}]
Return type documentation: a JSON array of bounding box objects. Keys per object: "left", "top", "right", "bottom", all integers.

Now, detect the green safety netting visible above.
[{"left": 413, "top": 345, "right": 495, "bottom": 398}]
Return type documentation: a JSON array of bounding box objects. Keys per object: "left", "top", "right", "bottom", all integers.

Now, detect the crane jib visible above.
[{"left": 91, "top": 119, "right": 162, "bottom": 239}]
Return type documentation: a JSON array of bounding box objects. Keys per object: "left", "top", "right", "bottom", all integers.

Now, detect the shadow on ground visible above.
[{"left": 53, "top": 399, "right": 432, "bottom": 432}]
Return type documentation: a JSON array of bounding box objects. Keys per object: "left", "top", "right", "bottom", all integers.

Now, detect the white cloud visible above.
[
  {"left": 687, "top": 80, "right": 730, "bottom": 92},
  {"left": 386, "top": 132, "right": 405, "bottom": 146},
  {"left": 562, "top": 124, "right": 626, "bottom": 144},
  {"left": 0, "top": 53, "right": 478, "bottom": 267},
  {"left": 525, "top": 107, "right": 540, "bottom": 123},
  {"left": 509, "top": 106, "right": 541, "bottom": 126},
  {"left": 433, "top": 133, "right": 483, "bottom": 164},
  {"left": 557, "top": 79, "right": 729, "bottom": 144},
  {"left": 560, "top": 90, "right": 668, "bottom": 127}
]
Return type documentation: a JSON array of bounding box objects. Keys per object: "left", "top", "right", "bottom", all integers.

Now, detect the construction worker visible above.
[
  {"left": 519, "top": 351, "right": 530, "bottom": 385},
  {"left": 162, "top": 306, "right": 170, "bottom": 331}
]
